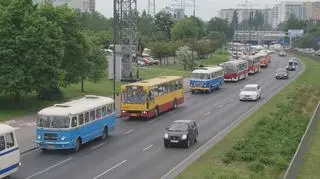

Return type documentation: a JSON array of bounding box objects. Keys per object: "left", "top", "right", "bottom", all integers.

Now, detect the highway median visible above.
[{"left": 176, "top": 54, "right": 320, "bottom": 179}]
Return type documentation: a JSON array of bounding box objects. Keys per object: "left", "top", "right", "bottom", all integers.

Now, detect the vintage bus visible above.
[
  {"left": 222, "top": 59, "right": 248, "bottom": 82},
  {"left": 256, "top": 52, "right": 270, "bottom": 67},
  {"left": 242, "top": 55, "right": 261, "bottom": 74},
  {"left": 36, "top": 95, "right": 116, "bottom": 152},
  {"left": 120, "top": 76, "right": 184, "bottom": 119},
  {"left": 189, "top": 66, "right": 224, "bottom": 93},
  {"left": 0, "top": 124, "right": 20, "bottom": 178}
]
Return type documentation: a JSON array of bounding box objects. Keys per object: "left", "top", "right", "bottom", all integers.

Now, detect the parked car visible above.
[
  {"left": 239, "top": 84, "right": 262, "bottom": 101},
  {"left": 275, "top": 68, "right": 289, "bottom": 79},
  {"left": 164, "top": 120, "right": 198, "bottom": 148}
]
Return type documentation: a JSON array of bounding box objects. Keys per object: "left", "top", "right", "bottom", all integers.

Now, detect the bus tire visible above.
[
  {"left": 172, "top": 99, "right": 177, "bottom": 109},
  {"left": 73, "top": 138, "right": 81, "bottom": 153},
  {"left": 154, "top": 107, "right": 159, "bottom": 118},
  {"left": 100, "top": 127, "right": 108, "bottom": 140},
  {"left": 41, "top": 148, "right": 48, "bottom": 153}
]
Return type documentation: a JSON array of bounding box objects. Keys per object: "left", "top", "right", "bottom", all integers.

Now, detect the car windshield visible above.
[
  {"left": 168, "top": 123, "right": 188, "bottom": 131},
  {"left": 122, "top": 86, "right": 146, "bottom": 104},
  {"left": 37, "top": 116, "right": 70, "bottom": 128},
  {"left": 242, "top": 86, "right": 257, "bottom": 91},
  {"left": 289, "top": 61, "right": 293, "bottom": 65},
  {"left": 191, "top": 73, "right": 208, "bottom": 80}
]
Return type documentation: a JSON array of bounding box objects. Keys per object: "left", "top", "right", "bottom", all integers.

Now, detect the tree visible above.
[
  {"left": 137, "top": 10, "right": 154, "bottom": 53},
  {"left": 207, "top": 17, "right": 233, "bottom": 40},
  {"left": 231, "top": 10, "right": 239, "bottom": 30},
  {"left": 38, "top": 3, "right": 90, "bottom": 87},
  {"left": 0, "top": 0, "right": 64, "bottom": 100},
  {"left": 149, "top": 42, "right": 170, "bottom": 65},
  {"left": 253, "top": 10, "right": 264, "bottom": 30},
  {"left": 176, "top": 46, "right": 197, "bottom": 71},
  {"left": 171, "top": 17, "right": 206, "bottom": 41},
  {"left": 154, "top": 11, "right": 174, "bottom": 41}
]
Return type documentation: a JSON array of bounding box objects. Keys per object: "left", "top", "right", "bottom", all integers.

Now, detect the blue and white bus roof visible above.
[
  {"left": 0, "top": 124, "right": 14, "bottom": 134},
  {"left": 192, "top": 66, "right": 223, "bottom": 74},
  {"left": 38, "top": 95, "right": 114, "bottom": 116}
]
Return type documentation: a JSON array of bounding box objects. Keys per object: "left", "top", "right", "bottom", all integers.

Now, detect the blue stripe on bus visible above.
[
  {"left": 0, "top": 147, "right": 19, "bottom": 157},
  {"left": 0, "top": 163, "right": 19, "bottom": 175}
]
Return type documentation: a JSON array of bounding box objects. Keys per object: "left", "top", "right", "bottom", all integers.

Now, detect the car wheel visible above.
[
  {"left": 194, "top": 137, "right": 197, "bottom": 143},
  {"left": 164, "top": 141, "right": 169, "bottom": 148},
  {"left": 185, "top": 139, "right": 190, "bottom": 148}
]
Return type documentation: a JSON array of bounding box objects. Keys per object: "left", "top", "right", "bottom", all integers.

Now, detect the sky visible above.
[{"left": 96, "top": 0, "right": 280, "bottom": 21}]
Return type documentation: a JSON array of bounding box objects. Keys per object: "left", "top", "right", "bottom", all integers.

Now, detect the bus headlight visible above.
[
  {"left": 37, "top": 135, "right": 41, "bottom": 140},
  {"left": 164, "top": 133, "right": 169, "bottom": 139},
  {"left": 181, "top": 134, "right": 187, "bottom": 140},
  {"left": 61, "top": 136, "right": 66, "bottom": 141},
  {"left": 122, "top": 110, "right": 126, "bottom": 113}
]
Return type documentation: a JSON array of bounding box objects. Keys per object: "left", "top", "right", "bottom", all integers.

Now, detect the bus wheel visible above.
[
  {"left": 154, "top": 108, "right": 159, "bottom": 118},
  {"left": 172, "top": 99, "right": 177, "bottom": 109},
  {"left": 41, "top": 148, "right": 48, "bottom": 153},
  {"left": 73, "top": 138, "right": 81, "bottom": 153},
  {"left": 100, "top": 127, "right": 108, "bottom": 140}
]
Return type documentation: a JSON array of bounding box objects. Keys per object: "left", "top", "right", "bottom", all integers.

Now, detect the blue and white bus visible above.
[
  {"left": 35, "top": 95, "right": 116, "bottom": 153},
  {"left": 0, "top": 124, "right": 20, "bottom": 178},
  {"left": 189, "top": 66, "right": 224, "bottom": 93}
]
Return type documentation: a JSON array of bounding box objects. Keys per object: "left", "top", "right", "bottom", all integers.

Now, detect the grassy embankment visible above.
[
  {"left": 176, "top": 54, "right": 320, "bottom": 179},
  {"left": 295, "top": 54, "right": 320, "bottom": 179},
  {"left": 0, "top": 54, "right": 229, "bottom": 121}
]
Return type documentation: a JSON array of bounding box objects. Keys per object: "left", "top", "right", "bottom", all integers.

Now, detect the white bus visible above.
[{"left": 0, "top": 124, "right": 20, "bottom": 178}]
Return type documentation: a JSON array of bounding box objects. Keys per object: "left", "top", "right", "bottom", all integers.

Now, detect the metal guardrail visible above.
[{"left": 284, "top": 103, "right": 320, "bottom": 179}]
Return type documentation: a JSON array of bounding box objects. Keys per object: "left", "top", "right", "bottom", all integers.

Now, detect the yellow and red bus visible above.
[{"left": 120, "top": 76, "right": 184, "bottom": 119}]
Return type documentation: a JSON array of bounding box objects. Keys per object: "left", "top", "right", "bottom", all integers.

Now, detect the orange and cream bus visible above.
[
  {"left": 256, "top": 52, "right": 270, "bottom": 67},
  {"left": 120, "top": 76, "right": 184, "bottom": 119}
]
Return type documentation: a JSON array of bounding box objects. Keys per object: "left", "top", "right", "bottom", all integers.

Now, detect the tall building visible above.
[
  {"left": 33, "top": 0, "right": 95, "bottom": 12},
  {"left": 304, "top": 1, "right": 320, "bottom": 20},
  {"left": 271, "top": 1, "right": 304, "bottom": 29},
  {"left": 219, "top": 8, "right": 273, "bottom": 27}
]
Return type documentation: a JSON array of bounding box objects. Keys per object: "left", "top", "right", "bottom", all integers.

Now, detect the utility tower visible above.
[
  {"left": 148, "top": 0, "right": 156, "bottom": 16},
  {"left": 110, "top": 0, "right": 138, "bottom": 82},
  {"left": 171, "top": 0, "right": 185, "bottom": 20}
]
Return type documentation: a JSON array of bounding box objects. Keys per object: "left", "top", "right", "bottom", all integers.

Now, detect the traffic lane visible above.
[
  {"left": 98, "top": 57, "right": 298, "bottom": 179},
  {"left": 13, "top": 55, "right": 286, "bottom": 178},
  {"left": 27, "top": 56, "right": 289, "bottom": 179}
]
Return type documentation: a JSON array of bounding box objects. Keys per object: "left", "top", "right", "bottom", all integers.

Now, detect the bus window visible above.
[
  {"left": 148, "top": 91, "right": 154, "bottom": 100},
  {"left": 107, "top": 105, "right": 112, "bottom": 114},
  {"left": 85, "top": 112, "right": 89, "bottom": 123},
  {"left": 0, "top": 136, "right": 5, "bottom": 151},
  {"left": 5, "top": 133, "right": 14, "bottom": 148},
  {"left": 79, "top": 114, "right": 84, "bottom": 125},
  {"left": 102, "top": 106, "right": 106, "bottom": 116},
  {"left": 96, "top": 108, "right": 101, "bottom": 119},
  {"left": 71, "top": 117, "right": 77, "bottom": 127},
  {"left": 178, "top": 80, "right": 183, "bottom": 89},
  {"left": 90, "top": 110, "right": 95, "bottom": 121}
]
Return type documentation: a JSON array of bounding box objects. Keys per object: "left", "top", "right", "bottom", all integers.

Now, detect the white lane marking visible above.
[
  {"left": 93, "top": 160, "right": 127, "bottom": 179},
  {"left": 26, "top": 157, "right": 72, "bottom": 179},
  {"left": 216, "top": 105, "right": 223, "bottom": 109},
  {"left": 124, "top": 129, "right": 134, "bottom": 135},
  {"left": 90, "top": 143, "right": 105, "bottom": 151},
  {"left": 203, "top": 112, "right": 211, "bottom": 116},
  {"left": 142, "top": 144, "right": 153, "bottom": 151}
]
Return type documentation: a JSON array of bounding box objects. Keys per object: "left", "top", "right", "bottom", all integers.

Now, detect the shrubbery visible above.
[{"left": 223, "top": 86, "right": 318, "bottom": 174}]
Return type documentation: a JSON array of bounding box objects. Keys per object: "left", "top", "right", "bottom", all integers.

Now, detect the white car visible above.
[{"left": 239, "top": 84, "right": 262, "bottom": 101}]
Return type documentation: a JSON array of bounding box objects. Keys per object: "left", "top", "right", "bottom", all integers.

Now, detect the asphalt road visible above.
[{"left": 10, "top": 55, "right": 302, "bottom": 179}]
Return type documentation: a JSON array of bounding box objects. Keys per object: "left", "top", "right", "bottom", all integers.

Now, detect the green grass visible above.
[
  {"left": 176, "top": 54, "right": 320, "bottom": 179},
  {"left": 0, "top": 67, "right": 190, "bottom": 121}
]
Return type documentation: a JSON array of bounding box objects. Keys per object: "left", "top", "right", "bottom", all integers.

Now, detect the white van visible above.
[{"left": 0, "top": 124, "right": 21, "bottom": 178}]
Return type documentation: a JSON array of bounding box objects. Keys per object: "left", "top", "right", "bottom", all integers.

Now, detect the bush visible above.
[{"left": 248, "top": 161, "right": 265, "bottom": 173}]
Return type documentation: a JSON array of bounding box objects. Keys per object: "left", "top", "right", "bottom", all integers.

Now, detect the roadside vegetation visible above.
[{"left": 176, "top": 54, "right": 320, "bottom": 178}]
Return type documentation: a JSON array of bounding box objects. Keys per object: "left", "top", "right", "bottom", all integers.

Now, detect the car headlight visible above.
[
  {"left": 203, "top": 84, "right": 206, "bottom": 87},
  {"left": 181, "top": 134, "right": 187, "bottom": 140},
  {"left": 37, "top": 135, "right": 41, "bottom": 140},
  {"left": 276, "top": 74, "right": 278, "bottom": 76},
  {"left": 61, "top": 136, "right": 66, "bottom": 141},
  {"left": 164, "top": 133, "right": 168, "bottom": 139}
]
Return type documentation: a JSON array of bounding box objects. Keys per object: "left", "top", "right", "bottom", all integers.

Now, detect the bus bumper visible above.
[
  {"left": 120, "top": 111, "right": 150, "bottom": 118},
  {"left": 224, "top": 78, "right": 238, "bottom": 82},
  {"left": 260, "top": 63, "right": 267, "bottom": 67},
  {"left": 35, "top": 140, "right": 74, "bottom": 150},
  {"left": 190, "top": 87, "right": 209, "bottom": 92}
]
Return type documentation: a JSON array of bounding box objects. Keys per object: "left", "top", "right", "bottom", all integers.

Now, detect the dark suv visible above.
[
  {"left": 164, "top": 120, "right": 198, "bottom": 148},
  {"left": 275, "top": 68, "right": 288, "bottom": 79}
]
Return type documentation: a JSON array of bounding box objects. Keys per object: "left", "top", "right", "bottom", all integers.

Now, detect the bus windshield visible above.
[
  {"left": 37, "top": 116, "right": 70, "bottom": 128},
  {"left": 122, "top": 86, "right": 146, "bottom": 104},
  {"left": 223, "top": 65, "right": 236, "bottom": 73},
  {"left": 191, "top": 73, "right": 208, "bottom": 79}
]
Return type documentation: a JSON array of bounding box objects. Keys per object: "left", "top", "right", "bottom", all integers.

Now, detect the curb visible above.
[{"left": 21, "top": 146, "right": 38, "bottom": 155}]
